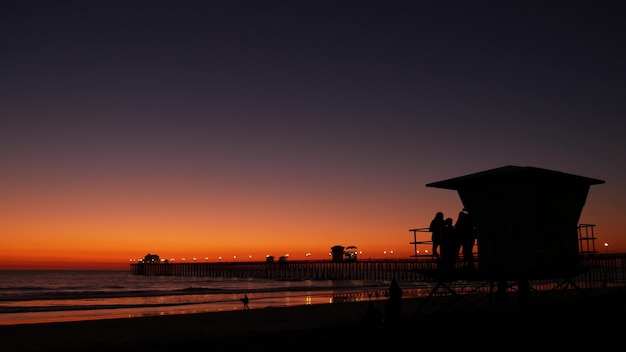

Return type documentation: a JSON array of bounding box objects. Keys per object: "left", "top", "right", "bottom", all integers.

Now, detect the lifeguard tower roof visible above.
[
  {"left": 426, "top": 165, "right": 604, "bottom": 190},
  {"left": 426, "top": 165, "right": 604, "bottom": 279}
]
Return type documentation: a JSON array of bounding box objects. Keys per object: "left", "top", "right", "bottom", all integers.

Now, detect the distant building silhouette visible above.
[
  {"left": 331, "top": 245, "right": 359, "bottom": 262},
  {"left": 331, "top": 245, "right": 345, "bottom": 262},
  {"left": 140, "top": 253, "right": 161, "bottom": 263}
]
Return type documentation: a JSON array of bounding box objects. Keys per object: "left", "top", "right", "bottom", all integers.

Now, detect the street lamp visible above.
[
  {"left": 384, "top": 251, "right": 387, "bottom": 260},
  {"left": 605, "top": 242, "right": 609, "bottom": 254}
]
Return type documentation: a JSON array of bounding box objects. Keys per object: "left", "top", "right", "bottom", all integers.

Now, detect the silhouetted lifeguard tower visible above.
[
  {"left": 418, "top": 165, "right": 605, "bottom": 309},
  {"left": 427, "top": 165, "right": 604, "bottom": 279}
]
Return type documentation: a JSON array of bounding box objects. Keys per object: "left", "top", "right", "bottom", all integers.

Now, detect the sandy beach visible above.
[{"left": 2, "top": 286, "right": 625, "bottom": 351}]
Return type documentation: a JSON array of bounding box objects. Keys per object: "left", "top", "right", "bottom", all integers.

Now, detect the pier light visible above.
[
  {"left": 219, "top": 256, "right": 222, "bottom": 261},
  {"left": 384, "top": 251, "right": 387, "bottom": 260},
  {"left": 205, "top": 257, "right": 209, "bottom": 261},
  {"left": 306, "top": 252, "right": 311, "bottom": 260},
  {"left": 233, "top": 255, "right": 237, "bottom": 261},
  {"left": 181, "top": 257, "right": 186, "bottom": 261},
  {"left": 605, "top": 242, "right": 609, "bottom": 253},
  {"left": 193, "top": 257, "right": 197, "bottom": 261},
  {"left": 170, "top": 258, "right": 175, "bottom": 262},
  {"left": 391, "top": 250, "right": 394, "bottom": 259},
  {"left": 249, "top": 255, "right": 252, "bottom": 261}
]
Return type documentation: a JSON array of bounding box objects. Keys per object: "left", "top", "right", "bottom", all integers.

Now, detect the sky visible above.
[{"left": 2, "top": 0, "right": 625, "bottom": 270}]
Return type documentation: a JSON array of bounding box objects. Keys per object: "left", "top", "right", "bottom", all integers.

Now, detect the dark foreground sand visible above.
[{"left": 2, "top": 287, "right": 625, "bottom": 351}]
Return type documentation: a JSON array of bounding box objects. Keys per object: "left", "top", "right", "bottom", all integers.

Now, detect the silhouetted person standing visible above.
[
  {"left": 385, "top": 279, "right": 403, "bottom": 324},
  {"left": 240, "top": 294, "right": 250, "bottom": 309},
  {"left": 455, "top": 209, "right": 476, "bottom": 268},
  {"left": 440, "top": 217, "right": 458, "bottom": 269},
  {"left": 429, "top": 211, "right": 445, "bottom": 259}
]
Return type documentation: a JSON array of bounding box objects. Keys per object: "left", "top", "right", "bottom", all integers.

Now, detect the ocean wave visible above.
[
  {"left": 0, "top": 300, "right": 217, "bottom": 314},
  {"left": 0, "top": 282, "right": 379, "bottom": 302}
]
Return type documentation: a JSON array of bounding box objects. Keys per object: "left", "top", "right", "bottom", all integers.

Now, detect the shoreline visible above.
[{"left": 1, "top": 287, "right": 625, "bottom": 351}]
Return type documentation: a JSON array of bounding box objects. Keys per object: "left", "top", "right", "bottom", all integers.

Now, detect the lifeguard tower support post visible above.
[{"left": 426, "top": 165, "right": 605, "bottom": 281}]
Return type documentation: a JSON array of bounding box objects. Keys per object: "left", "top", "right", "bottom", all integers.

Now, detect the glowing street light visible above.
[
  {"left": 249, "top": 255, "right": 252, "bottom": 261},
  {"left": 384, "top": 251, "right": 387, "bottom": 260},
  {"left": 605, "top": 242, "right": 609, "bottom": 254}
]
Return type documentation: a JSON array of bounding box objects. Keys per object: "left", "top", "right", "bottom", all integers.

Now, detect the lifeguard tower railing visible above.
[{"left": 409, "top": 223, "right": 602, "bottom": 262}]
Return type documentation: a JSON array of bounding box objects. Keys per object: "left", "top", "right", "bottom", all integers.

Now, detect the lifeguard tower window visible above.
[{"left": 425, "top": 165, "right": 604, "bottom": 280}]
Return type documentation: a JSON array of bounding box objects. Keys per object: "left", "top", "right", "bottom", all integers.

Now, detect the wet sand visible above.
[{"left": 1, "top": 287, "right": 624, "bottom": 351}]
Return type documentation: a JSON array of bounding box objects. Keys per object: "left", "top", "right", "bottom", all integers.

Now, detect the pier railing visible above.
[{"left": 130, "top": 253, "right": 626, "bottom": 288}]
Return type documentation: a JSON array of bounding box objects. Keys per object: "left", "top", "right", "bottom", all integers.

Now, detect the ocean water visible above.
[
  {"left": 0, "top": 270, "right": 426, "bottom": 326},
  {"left": 6, "top": 261, "right": 617, "bottom": 326}
]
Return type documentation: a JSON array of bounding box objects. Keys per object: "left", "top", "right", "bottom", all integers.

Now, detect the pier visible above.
[
  {"left": 130, "top": 254, "right": 626, "bottom": 289},
  {"left": 130, "top": 258, "right": 438, "bottom": 281}
]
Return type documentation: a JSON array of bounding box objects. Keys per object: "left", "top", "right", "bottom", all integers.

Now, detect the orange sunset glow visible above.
[{"left": 2, "top": 1, "right": 625, "bottom": 270}]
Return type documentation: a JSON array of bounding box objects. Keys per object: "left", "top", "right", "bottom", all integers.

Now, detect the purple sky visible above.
[{"left": 2, "top": 1, "right": 625, "bottom": 267}]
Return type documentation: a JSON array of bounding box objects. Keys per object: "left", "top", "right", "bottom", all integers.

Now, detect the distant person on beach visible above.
[
  {"left": 455, "top": 209, "right": 476, "bottom": 268},
  {"left": 240, "top": 294, "right": 250, "bottom": 309},
  {"left": 384, "top": 279, "right": 403, "bottom": 324},
  {"left": 429, "top": 211, "right": 445, "bottom": 259}
]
